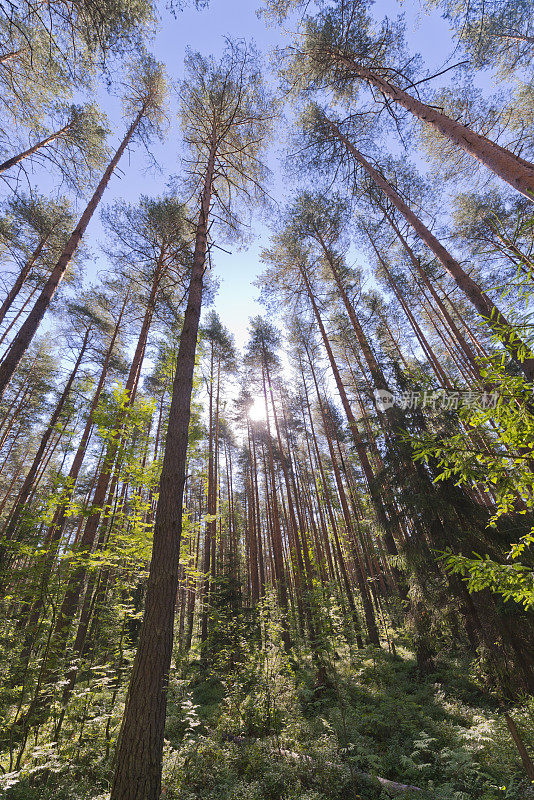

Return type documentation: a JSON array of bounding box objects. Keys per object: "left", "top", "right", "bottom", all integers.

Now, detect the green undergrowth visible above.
[{"left": 2, "top": 644, "right": 533, "bottom": 800}]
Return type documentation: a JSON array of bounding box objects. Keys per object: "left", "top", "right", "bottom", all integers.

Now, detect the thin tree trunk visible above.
[
  {"left": 323, "top": 114, "right": 534, "bottom": 380},
  {"left": 379, "top": 211, "right": 482, "bottom": 377},
  {"left": 0, "top": 286, "right": 38, "bottom": 351},
  {"left": 1, "top": 328, "right": 90, "bottom": 549},
  {"left": 300, "top": 365, "right": 360, "bottom": 634},
  {"left": 250, "top": 426, "right": 266, "bottom": 595},
  {"left": 12, "top": 297, "right": 128, "bottom": 638},
  {"left": 200, "top": 343, "right": 215, "bottom": 653},
  {"left": 51, "top": 295, "right": 154, "bottom": 648},
  {"left": 374, "top": 248, "right": 451, "bottom": 386},
  {"left": 300, "top": 267, "right": 400, "bottom": 564},
  {"left": 245, "top": 458, "right": 260, "bottom": 602},
  {"left": 260, "top": 363, "right": 292, "bottom": 635},
  {"left": 0, "top": 233, "right": 51, "bottom": 326},
  {"left": 0, "top": 453, "right": 30, "bottom": 515},
  {"left": 0, "top": 124, "right": 72, "bottom": 173},
  {"left": 44, "top": 292, "right": 128, "bottom": 549},
  {"left": 504, "top": 713, "right": 534, "bottom": 780}
]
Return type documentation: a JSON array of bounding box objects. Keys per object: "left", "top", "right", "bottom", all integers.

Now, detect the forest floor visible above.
[{"left": 2, "top": 638, "right": 534, "bottom": 800}]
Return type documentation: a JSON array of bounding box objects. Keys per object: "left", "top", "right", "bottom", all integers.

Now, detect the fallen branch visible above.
[{"left": 277, "top": 747, "right": 423, "bottom": 796}]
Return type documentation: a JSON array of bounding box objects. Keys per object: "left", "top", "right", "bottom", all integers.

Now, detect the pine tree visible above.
[
  {"left": 0, "top": 194, "right": 75, "bottom": 326},
  {"left": 111, "top": 41, "right": 273, "bottom": 800},
  {"left": 0, "top": 54, "right": 168, "bottom": 400},
  {"left": 284, "top": 0, "right": 534, "bottom": 198},
  {"left": 296, "top": 105, "right": 534, "bottom": 379}
]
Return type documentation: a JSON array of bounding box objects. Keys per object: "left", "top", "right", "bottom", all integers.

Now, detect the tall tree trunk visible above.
[
  {"left": 245, "top": 457, "right": 260, "bottom": 603},
  {"left": 328, "top": 55, "right": 534, "bottom": 198},
  {"left": 0, "top": 348, "right": 40, "bottom": 431},
  {"left": 300, "top": 365, "right": 360, "bottom": 635},
  {"left": 323, "top": 114, "right": 534, "bottom": 380},
  {"left": 378, "top": 211, "right": 482, "bottom": 378},
  {"left": 269, "top": 378, "right": 323, "bottom": 664},
  {"left": 0, "top": 104, "right": 147, "bottom": 400},
  {"left": 0, "top": 286, "right": 38, "bottom": 351},
  {"left": 250, "top": 425, "right": 266, "bottom": 595},
  {"left": 260, "top": 364, "right": 292, "bottom": 627},
  {"left": 321, "top": 392, "right": 380, "bottom": 645},
  {"left": 51, "top": 268, "right": 160, "bottom": 649},
  {"left": 305, "top": 356, "right": 369, "bottom": 644},
  {"left": 12, "top": 295, "right": 128, "bottom": 648},
  {"left": 45, "top": 292, "right": 128, "bottom": 548},
  {"left": 110, "top": 140, "right": 217, "bottom": 800},
  {"left": 0, "top": 452, "right": 31, "bottom": 516},
  {"left": 300, "top": 266, "right": 400, "bottom": 563},
  {"left": 200, "top": 342, "right": 215, "bottom": 653},
  {"left": 373, "top": 248, "right": 452, "bottom": 386}
]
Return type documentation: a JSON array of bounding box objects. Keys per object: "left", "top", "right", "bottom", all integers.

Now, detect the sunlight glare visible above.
[{"left": 248, "top": 396, "right": 266, "bottom": 422}]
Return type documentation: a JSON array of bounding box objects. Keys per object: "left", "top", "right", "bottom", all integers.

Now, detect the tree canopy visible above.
[{"left": 0, "top": 1, "right": 533, "bottom": 799}]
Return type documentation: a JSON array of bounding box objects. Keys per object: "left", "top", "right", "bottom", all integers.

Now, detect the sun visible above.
[{"left": 248, "top": 395, "right": 266, "bottom": 422}]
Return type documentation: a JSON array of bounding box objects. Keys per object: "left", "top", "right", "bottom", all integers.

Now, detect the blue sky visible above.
[
  {"left": 82, "top": 0, "right": 288, "bottom": 350},
  {"left": 72, "top": 0, "right": 457, "bottom": 352}
]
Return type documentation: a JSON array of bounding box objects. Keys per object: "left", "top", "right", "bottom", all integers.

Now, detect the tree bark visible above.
[
  {"left": 0, "top": 233, "right": 51, "bottom": 326},
  {"left": 110, "top": 140, "right": 216, "bottom": 800},
  {"left": 0, "top": 327, "right": 90, "bottom": 549},
  {"left": 329, "top": 54, "right": 534, "bottom": 199},
  {"left": 0, "top": 124, "right": 72, "bottom": 173},
  {"left": 0, "top": 105, "right": 146, "bottom": 400},
  {"left": 504, "top": 713, "right": 534, "bottom": 780},
  {"left": 323, "top": 115, "right": 534, "bottom": 380}
]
